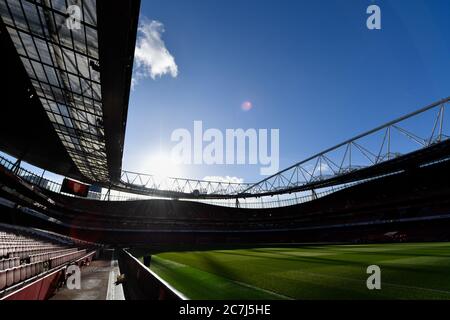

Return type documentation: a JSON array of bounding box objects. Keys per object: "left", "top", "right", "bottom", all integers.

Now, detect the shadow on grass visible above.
[{"left": 129, "top": 242, "right": 349, "bottom": 257}]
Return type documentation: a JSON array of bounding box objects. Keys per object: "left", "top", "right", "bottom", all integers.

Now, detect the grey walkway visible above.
[{"left": 50, "top": 249, "right": 124, "bottom": 300}]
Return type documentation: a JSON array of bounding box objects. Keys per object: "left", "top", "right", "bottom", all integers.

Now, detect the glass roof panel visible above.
[{"left": 0, "top": 0, "right": 109, "bottom": 182}]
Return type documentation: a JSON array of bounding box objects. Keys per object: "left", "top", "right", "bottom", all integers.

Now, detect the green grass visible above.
[{"left": 136, "top": 242, "right": 450, "bottom": 300}]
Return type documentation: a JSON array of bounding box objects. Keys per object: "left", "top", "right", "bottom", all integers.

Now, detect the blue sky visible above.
[{"left": 122, "top": 0, "right": 450, "bottom": 183}]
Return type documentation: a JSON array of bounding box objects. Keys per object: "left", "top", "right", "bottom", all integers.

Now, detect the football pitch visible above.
[{"left": 137, "top": 242, "right": 450, "bottom": 300}]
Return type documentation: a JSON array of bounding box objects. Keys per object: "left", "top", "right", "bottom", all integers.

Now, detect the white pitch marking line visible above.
[{"left": 156, "top": 256, "right": 294, "bottom": 300}]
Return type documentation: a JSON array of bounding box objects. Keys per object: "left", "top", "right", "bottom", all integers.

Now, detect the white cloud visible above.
[
  {"left": 304, "top": 162, "right": 332, "bottom": 175},
  {"left": 317, "top": 163, "right": 332, "bottom": 173},
  {"left": 132, "top": 19, "right": 178, "bottom": 87},
  {"left": 203, "top": 176, "right": 245, "bottom": 184}
]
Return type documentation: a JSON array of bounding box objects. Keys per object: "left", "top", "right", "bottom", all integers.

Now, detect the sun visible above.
[{"left": 145, "top": 153, "right": 182, "bottom": 178}]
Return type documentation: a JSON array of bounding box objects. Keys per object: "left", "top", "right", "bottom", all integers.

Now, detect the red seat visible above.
[
  {"left": 20, "top": 265, "right": 26, "bottom": 281},
  {"left": 0, "top": 270, "right": 6, "bottom": 290},
  {"left": 13, "top": 267, "right": 21, "bottom": 285},
  {"left": 26, "top": 264, "right": 32, "bottom": 278},
  {"left": 6, "top": 268, "right": 14, "bottom": 287},
  {"left": 36, "top": 262, "right": 43, "bottom": 274}
]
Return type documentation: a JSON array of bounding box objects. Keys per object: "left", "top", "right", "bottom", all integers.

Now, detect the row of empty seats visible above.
[
  {"left": 0, "top": 261, "right": 44, "bottom": 291},
  {"left": 2, "top": 246, "right": 65, "bottom": 259},
  {"left": 0, "top": 230, "right": 64, "bottom": 259},
  {"left": 0, "top": 225, "right": 91, "bottom": 294},
  {"left": 29, "top": 248, "right": 79, "bottom": 263},
  {"left": 49, "top": 250, "right": 87, "bottom": 269},
  {"left": 0, "top": 257, "right": 20, "bottom": 270}
]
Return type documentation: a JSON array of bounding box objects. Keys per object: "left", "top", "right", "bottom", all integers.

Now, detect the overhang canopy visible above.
[{"left": 0, "top": 0, "right": 140, "bottom": 184}]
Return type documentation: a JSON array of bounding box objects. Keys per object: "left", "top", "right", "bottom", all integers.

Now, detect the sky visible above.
[{"left": 121, "top": 0, "right": 450, "bottom": 184}]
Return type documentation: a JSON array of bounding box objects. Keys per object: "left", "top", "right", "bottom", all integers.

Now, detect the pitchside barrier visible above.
[{"left": 118, "top": 249, "right": 186, "bottom": 300}]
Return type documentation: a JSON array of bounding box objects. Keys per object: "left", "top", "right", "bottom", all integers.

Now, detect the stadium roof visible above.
[{"left": 0, "top": 0, "right": 140, "bottom": 184}]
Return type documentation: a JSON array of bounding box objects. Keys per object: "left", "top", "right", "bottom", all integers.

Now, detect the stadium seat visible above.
[
  {"left": 0, "top": 270, "right": 6, "bottom": 290},
  {"left": 0, "top": 225, "right": 94, "bottom": 295},
  {"left": 20, "top": 265, "right": 26, "bottom": 282},
  {"left": 13, "top": 267, "right": 20, "bottom": 285},
  {"left": 6, "top": 268, "right": 14, "bottom": 287},
  {"left": 26, "top": 264, "right": 32, "bottom": 279}
]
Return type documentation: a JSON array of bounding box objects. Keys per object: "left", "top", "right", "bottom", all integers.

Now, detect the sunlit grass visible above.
[{"left": 137, "top": 242, "right": 450, "bottom": 300}]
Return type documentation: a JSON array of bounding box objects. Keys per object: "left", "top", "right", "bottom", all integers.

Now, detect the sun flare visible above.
[{"left": 145, "top": 153, "right": 182, "bottom": 178}]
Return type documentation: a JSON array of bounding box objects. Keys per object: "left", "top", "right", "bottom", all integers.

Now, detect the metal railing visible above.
[
  {"left": 0, "top": 156, "right": 61, "bottom": 193},
  {"left": 116, "top": 97, "right": 449, "bottom": 199},
  {"left": 242, "top": 97, "right": 449, "bottom": 196},
  {"left": 3, "top": 94, "right": 449, "bottom": 209},
  {"left": 120, "top": 170, "right": 253, "bottom": 196},
  {"left": 1, "top": 153, "right": 373, "bottom": 209}
]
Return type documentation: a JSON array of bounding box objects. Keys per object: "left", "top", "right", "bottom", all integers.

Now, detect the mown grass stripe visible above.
[{"left": 137, "top": 242, "right": 450, "bottom": 300}]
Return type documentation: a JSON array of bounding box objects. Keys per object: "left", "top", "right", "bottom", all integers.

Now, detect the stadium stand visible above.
[
  {"left": 0, "top": 0, "right": 449, "bottom": 301},
  {"left": 0, "top": 223, "right": 97, "bottom": 299},
  {"left": 1, "top": 150, "right": 450, "bottom": 246}
]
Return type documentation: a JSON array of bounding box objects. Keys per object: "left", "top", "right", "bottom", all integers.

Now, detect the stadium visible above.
[{"left": 1, "top": 0, "right": 450, "bottom": 304}]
